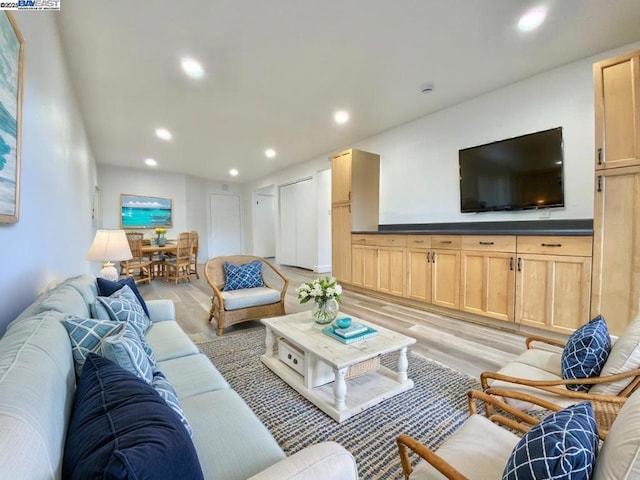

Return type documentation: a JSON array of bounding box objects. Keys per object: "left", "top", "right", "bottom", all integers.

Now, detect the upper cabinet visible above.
[{"left": 594, "top": 50, "right": 640, "bottom": 170}]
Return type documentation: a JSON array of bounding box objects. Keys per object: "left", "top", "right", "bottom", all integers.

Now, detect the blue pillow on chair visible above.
[
  {"left": 97, "top": 276, "right": 150, "bottom": 318},
  {"left": 502, "top": 402, "right": 598, "bottom": 480},
  {"left": 561, "top": 315, "right": 611, "bottom": 391},
  {"left": 222, "top": 260, "right": 264, "bottom": 291}
]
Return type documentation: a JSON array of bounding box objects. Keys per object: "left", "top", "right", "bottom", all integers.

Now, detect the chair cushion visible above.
[
  {"left": 62, "top": 354, "right": 203, "bottom": 480},
  {"left": 411, "top": 414, "right": 520, "bottom": 480},
  {"left": 222, "top": 287, "right": 280, "bottom": 311},
  {"left": 502, "top": 402, "right": 599, "bottom": 480},
  {"left": 63, "top": 316, "right": 123, "bottom": 377},
  {"left": 223, "top": 260, "right": 264, "bottom": 291},
  {"left": 99, "top": 323, "right": 154, "bottom": 384},
  {"left": 96, "top": 284, "right": 151, "bottom": 336},
  {"left": 513, "top": 349, "right": 562, "bottom": 375},
  {"left": 151, "top": 370, "right": 193, "bottom": 437},
  {"left": 593, "top": 388, "right": 640, "bottom": 479},
  {"left": 561, "top": 315, "right": 611, "bottom": 392},
  {"left": 591, "top": 311, "right": 640, "bottom": 396},
  {"left": 97, "top": 276, "right": 150, "bottom": 318}
]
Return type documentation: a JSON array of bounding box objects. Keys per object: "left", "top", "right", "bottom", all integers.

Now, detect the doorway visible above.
[
  {"left": 209, "top": 193, "right": 242, "bottom": 256},
  {"left": 253, "top": 186, "right": 276, "bottom": 258}
]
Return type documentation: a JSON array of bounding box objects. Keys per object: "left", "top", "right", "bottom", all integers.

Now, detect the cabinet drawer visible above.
[
  {"left": 431, "top": 235, "right": 461, "bottom": 250},
  {"left": 278, "top": 339, "right": 304, "bottom": 376},
  {"left": 406, "top": 235, "right": 431, "bottom": 248},
  {"left": 368, "top": 235, "right": 407, "bottom": 247},
  {"left": 462, "top": 235, "right": 516, "bottom": 252},
  {"left": 517, "top": 236, "right": 593, "bottom": 256},
  {"left": 352, "top": 234, "right": 367, "bottom": 245}
]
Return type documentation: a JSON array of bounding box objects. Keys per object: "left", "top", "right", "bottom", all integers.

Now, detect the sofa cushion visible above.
[
  {"left": 63, "top": 316, "right": 123, "bottom": 377},
  {"left": 145, "top": 321, "right": 199, "bottom": 361},
  {"left": 157, "top": 353, "right": 230, "bottom": 398},
  {"left": 65, "top": 275, "right": 99, "bottom": 312},
  {"left": 97, "top": 276, "right": 150, "bottom": 318},
  {"left": 181, "top": 389, "right": 285, "bottom": 480},
  {"left": 36, "top": 284, "right": 90, "bottom": 318},
  {"left": 62, "top": 354, "right": 203, "bottom": 480},
  {"left": 561, "top": 315, "right": 611, "bottom": 392},
  {"left": 100, "top": 323, "right": 154, "bottom": 383},
  {"left": 96, "top": 284, "right": 151, "bottom": 336},
  {"left": 591, "top": 311, "right": 640, "bottom": 396},
  {"left": 152, "top": 370, "right": 193, "bottom": 437},
  {"left": 223, "top": 260, "right": 264, "bottom": 291},
  {"left": 222, "top": 287, "right": 280, "bottom": 311},
  {"left": 502, "top": 402, "right": 598, "bottom": 480}
]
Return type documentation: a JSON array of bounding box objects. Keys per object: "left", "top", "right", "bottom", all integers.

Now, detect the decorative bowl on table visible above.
[{"left": 333, "top": 317, "right": 352, "bottom": 330}]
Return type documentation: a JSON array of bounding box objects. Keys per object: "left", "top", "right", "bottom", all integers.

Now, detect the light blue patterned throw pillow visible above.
[
  {"left": 561, "top": 315, "right": 611, "bottom": 391},
  {"left": 502, "top": 402, "right": 599, "bottom": 480},
  {"left": 152, "top": 370, "right": 194, "bottom": 437},
  {"left": 222, "top": 260, "right": 264, "bottom": 291},
  {"left": 96, "top": 284, "right": 151, "bottom": 336},
  {"left": 63, "top": 316, "right": 122, "bottom": 377},
  {"left": 100, "top": 323, "right": 154, "bottom": 384}
]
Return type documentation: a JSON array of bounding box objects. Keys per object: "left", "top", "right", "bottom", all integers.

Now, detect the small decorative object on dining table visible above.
[
  {"left": 155, "top": 227, "right": 167, "bottom": 247},
  {"left": 296, "top": 276, "right": 343, "bottom": 324}
]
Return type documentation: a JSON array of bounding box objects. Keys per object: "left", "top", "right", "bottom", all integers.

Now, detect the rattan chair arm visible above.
[
  {"left": 467, "top": 390, "right": 548, "bottom": 426},
  {"left": 396, "top": 434, "right": 468, "bottom": 480},
  {"left": 489, "top": 415, "right": 531, "bottom": 434},
  {"left": 261, "top": 257, "right": 289, "bottom": 299},
  {"left": 525, "top": 335, "right": 566, "bottom": 350},
  {"left": 204, "top": 262, "right": 226, "bottom": 310}
]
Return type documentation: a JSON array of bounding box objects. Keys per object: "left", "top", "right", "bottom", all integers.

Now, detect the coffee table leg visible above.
[
  {"left": 265, "top": 327, "right": 274, "bottom": 357},
  {"left": 333, "top": 367, "right": 348, "bottom": 410},
  {"left": 397, "top": 347, "right": 409, "bottom": 383}
]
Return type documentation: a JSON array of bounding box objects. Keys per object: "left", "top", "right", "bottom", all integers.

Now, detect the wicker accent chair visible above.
[
  {"left": 397, "top": 388, "right": 627, "bottom": 480},
  {"left": 188, "top": 230, "right": 199, "bottom": 279},
  {"left": 119, "top": 232, "right": 152, "bottom": 284},
  {"left": 164, "top": 232, "right": 192, "bottom": 284},
  {"left": 204, "top": 255, "right": 288, "bottom": 336}
]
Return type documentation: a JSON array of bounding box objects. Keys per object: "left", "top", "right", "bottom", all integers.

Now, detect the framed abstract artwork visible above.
[
  {"left": 120, "top": 194, "right": 173, "bottom": 229},
  {"left": 0, "top": 12, "right": 24, "bottom": 224}
]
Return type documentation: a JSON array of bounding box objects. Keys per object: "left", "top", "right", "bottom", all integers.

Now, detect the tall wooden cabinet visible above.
[
  {"left": 592, "top": 49, "right": 640, "bottom": 335},
  {"left": 331, "top": 149, "right": 380, "bottom": 284}
]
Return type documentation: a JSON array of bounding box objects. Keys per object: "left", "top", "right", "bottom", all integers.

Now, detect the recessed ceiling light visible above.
[
  {"left": 334, "top": 110, "right": 349, "bottom": 125},
  {"left": 145, "top": 158, "right": 158, "bottom": 167},
  {"left": 518, "top": 7, "right": 546, "bottom": 31},
  {"left": 155, "top": 128, "right": 172, "bottom": 141},
  {"left": 181, "top": 57, "right": 204, "bottom": 78},
  {"left": 265, "top": 148, "right": 276, "bottom": 158},
  {"left": 555, "top": 160, "right": 563, "bottom": 165},
  {"left": 229, "top": 168, "right": 239, "bottom": 177}
]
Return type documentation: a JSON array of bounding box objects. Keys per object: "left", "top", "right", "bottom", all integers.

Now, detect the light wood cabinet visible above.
[
  {"left": 594, "top": 50, "right": 640, "bottom": 170},
  {"left": 431, "top": 249, "right": 461, "bottom": 310},
  {"left": 331, "top": 149, "right": 379, "bottom": 284},
  {"left": 378, "top": 247, "right": 406, "bottom": 296},
  {"left": 407, "top": 248, "right": 432, "bottom": 303},
  {"left": 352, "top": 244, "right": 377, "bottom": 290},
  {"left": 592, "top": 166, "right": 640, "bottom": 335}
]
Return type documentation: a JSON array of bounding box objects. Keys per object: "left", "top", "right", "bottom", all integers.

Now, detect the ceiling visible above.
[{"left": 56, "top": 0, "right": 640, "bottom": 183}]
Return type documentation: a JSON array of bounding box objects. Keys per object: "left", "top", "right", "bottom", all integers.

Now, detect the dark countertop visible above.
[{"left": 354, "top": 219, "right": 593, "bottom": 236}]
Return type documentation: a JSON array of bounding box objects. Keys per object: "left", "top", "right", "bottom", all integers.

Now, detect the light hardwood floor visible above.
[{"left": 138, "top": 264, "right": 532, "bottom": 378}]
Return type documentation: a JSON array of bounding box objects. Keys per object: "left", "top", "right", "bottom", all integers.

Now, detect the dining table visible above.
[{"left": 141, "top": 242, "right": 177, "bottom": 279}]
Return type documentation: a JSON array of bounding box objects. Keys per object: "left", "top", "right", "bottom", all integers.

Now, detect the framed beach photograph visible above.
[
  {"left": 120, "top": 194, "right": 173, "bottom": 229},
  {"left": 0, "top": 13, "right": 24, "bottom": 223}
]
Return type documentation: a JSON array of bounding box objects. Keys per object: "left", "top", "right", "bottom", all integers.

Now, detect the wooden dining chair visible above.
[
  {"left": 188, "top": 231, "right": 199, "bottom": 279},
  {"left": 165, "top": 232, "right": 191, "bottom": 284},
  {"left": 119, "top": 232, "right": 152, "bottom": 284}
]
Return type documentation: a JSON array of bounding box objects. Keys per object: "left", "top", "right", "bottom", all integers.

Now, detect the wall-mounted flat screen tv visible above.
[
  {"left": 120, "top": 194, "right": 173, "bottom": 228},
  {"left": 459, "top": 127, "right": 564, "bottom": 213}
]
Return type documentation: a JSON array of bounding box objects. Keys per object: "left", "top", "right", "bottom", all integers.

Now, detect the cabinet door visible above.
[
  {"left": 460, "top": 251, "right": 515, "bottom": 322},
  {"left": 351, "top": 245, "right": 365, "bottom": 287},
  {"left": 516, "top": 254, "right": 592, "bottom": 334},
  {"left": 331, "top": 205, "right": 352, "bottom": 283},
  {"left": 592, "top": 166, "right": 640, "bottom": 335},
  {"left": 594, "top": 52, "right": 640, "bottom": 170},
  {"left": 331, "top": 150, "right": 352, "bottom": 204},
  {"left": 377, "top": 247, "right": 406, "bottom": 296},
  {"left": 363, "top": 247, "right": 378, "bottom": 291},
  {"left": 431, "top": 249, "right": 460, "bottom": 310},
  {"left": 407, "top": 248, "right": 432, "bottom": 303}
]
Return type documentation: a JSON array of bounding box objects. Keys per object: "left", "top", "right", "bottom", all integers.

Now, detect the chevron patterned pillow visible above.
[{"left": 222, "top": 260, "right": 264, "bottom": 291}]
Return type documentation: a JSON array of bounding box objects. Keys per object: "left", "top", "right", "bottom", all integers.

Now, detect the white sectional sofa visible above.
[{"left": 0, "top": 274, "right": 357, "bottom": 479}]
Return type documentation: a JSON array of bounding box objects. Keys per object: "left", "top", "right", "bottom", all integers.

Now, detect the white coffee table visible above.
[{"left": 261, "top": 311, "right": 416, "bottom": 422}]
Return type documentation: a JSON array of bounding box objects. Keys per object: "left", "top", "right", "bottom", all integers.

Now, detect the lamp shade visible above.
[{"left": 86, "top": 230, "right": 133, "bottom": 262}]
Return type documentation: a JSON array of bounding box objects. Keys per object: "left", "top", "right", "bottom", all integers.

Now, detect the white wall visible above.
[{"left": 0, "top": 13, "right": 97, "bottom": 335}]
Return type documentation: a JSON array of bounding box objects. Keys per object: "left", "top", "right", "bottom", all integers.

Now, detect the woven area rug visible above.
[{"left": 197, "top": 328, "right": 480, "bottom": 479}]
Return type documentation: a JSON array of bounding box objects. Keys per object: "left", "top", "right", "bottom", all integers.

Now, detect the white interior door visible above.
[
  {"left": 278, "top": 183, "right": 297, "bottom": 266},
  {"left": 278, "top": 178, "right": 315, "bottom": 269},
  {"left": 209, "top": 194, "right": 242, "bottom": 256},
  {"left": 254, "top": 193, "right": 275, "bottom": 258}
]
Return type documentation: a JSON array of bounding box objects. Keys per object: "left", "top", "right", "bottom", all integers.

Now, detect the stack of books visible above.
[{"left": 322, "top": 321, "right": 378, "bottom": 344}]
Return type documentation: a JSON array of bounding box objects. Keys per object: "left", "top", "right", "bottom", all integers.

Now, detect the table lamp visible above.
[{"left": 86, "top": 230, "right": 133, "bottom": 281}]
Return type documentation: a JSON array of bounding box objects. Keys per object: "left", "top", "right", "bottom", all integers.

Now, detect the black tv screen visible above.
[{"left": 459, "top": 127, "right": 564, "bottom": 213}]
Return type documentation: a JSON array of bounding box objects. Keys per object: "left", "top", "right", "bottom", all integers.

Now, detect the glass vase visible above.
[{"left": 312, "top": 298, "right": 339, "bottom": 324}]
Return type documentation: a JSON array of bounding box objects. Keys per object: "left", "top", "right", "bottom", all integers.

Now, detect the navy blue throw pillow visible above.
[
  {"left": 561, "top": 315, "right": 611, "bottom": 391},
  {"left": 502, "top": 402, "right": 598, "bottom": 480},
  {"left": 222, "top": 260, "right": 264, "bottom": 291},
  {"left": 63, "top": 354, "right": 203, "bottom": 480},
  {"left": 97, "top": 276, "right": 150, "bottom": 318}
]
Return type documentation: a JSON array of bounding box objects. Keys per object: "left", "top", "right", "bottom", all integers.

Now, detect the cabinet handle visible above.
[
  {"left": 348, "top": 191, "right": 351, "bottom": 201},
  {"left": 287, "top": 353, "right": 292, "bottom": 360},
  {"left": 541, "top": 243, "right": 562, "bottom": 247},
  {"left": 509, "top": 257, "right": 514, "bottom": 271},
  {"left": 439, "top": 240, "right": 452, "bottom": 244},
  {"left": 597, "top": 148, "right": 603, "bottom": 165},
  {"left": 293, "top": 358, "right": 298, "bottom": 365},
  {"left": 348, "top": 204, "right": 351, "bottom": 213},
  {"left": 479, "top": 241, "right": 494, "bottom": 245},
  {"left": 517, "top": 258, "right": 522, "bottom": 271},
  {"left": 432, "top": 252, "right": 436, "bottom": 263},
  {"left": 597, "top": 175, "right": 603, "bottom": 193},
  {"left": 426, "top": 251, "right": 431, "bottom": 263}
]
